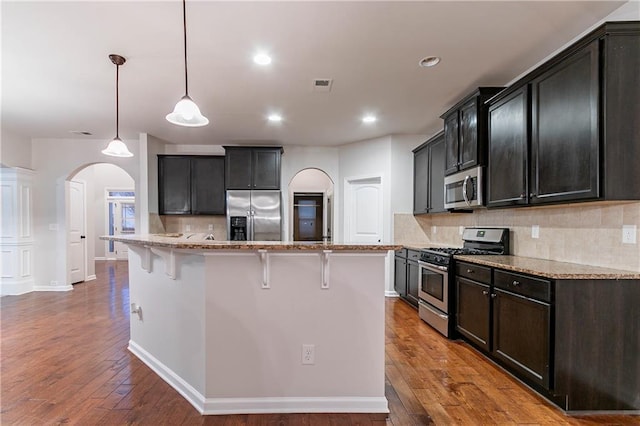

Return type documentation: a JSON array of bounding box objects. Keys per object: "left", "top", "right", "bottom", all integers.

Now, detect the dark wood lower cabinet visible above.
[
  {"left": 455, "top": 277, "right": 490, "bottom": 351},
  {"left": 406, "top": 260, "right": 420, "bottom": 308},
  {"left": 492, "top": 288, "right": 550, "bottom": 389},
  {"left": 394, "top": 256, "right": 407, "bottom": 299},
  {"left": 455, "top": 263, "right": 640, "bottom": 412}
]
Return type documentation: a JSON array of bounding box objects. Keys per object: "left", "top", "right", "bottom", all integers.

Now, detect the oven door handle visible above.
[{"left": 418, "top": 261, "right": 448, "bottom": 273}]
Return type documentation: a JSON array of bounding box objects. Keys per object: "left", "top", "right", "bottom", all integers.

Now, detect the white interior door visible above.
[
  {"left": 68, "top": 180, "right": 86, "bottom": 284},
  {"left": 347, "top": 177, "right": 383, "bottom": 243}
]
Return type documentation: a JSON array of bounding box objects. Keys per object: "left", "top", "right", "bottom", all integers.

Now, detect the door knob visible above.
[{"left": 80, "top": 235, "right": 86, "bottom": 239}]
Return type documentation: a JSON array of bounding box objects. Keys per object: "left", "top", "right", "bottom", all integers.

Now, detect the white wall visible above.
[
  {"left": 31, "top": 137, "right": 139, "bottom": 288},
  {"left": 0, "top": 129, "right": 32, "bottom": 169},
  {"left": 75, "top": 163, "right": 134, "bottom": 260},
  {"left": 338, "top": 136, "right": 392, "bottom": 244},
  {"left": 140, "top": 134, "right": 170, "bottom": 233}
]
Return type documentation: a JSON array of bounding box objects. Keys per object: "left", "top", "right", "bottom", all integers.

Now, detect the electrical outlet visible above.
[
  {"left": 50, "top": 280, "right": 59, "bottom": 286},
  {"left": 531, "top": 225, "right": 540, "bottom": 239},
  {"left": 302, "top": 344, "right": 315, "bottom": 365},
  {"left": 431, "top": 226, "right": 437, "bottom": 234},
  {"left": 622, "top": 225, "right": 637, "bottom": 244},
  {"left": 208, "top": 224, "right": 214, "bottom": 231},
  {"left": 185, "top": 224, "right": 191, "bottom": 232},
  {"left": 459, "top": 226, "right": 464, "bottom": 235}
]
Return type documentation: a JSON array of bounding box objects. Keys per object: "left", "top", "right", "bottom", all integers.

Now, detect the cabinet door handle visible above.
[
  {"left": 512, "top": 280, "right": 520, "bottom": 286},
  {"left": 530, "top": 193, "right": 536, "bottom": 198},
  {"left": 482, "top": 290, "right": 489, "bottom": 296},
  {"left": 466, "top": 269, "right": 474, "bottom": 274},
  {"left": 520, "top": 193, "right": 525, "bottom": 199},
  {"left": 491, "top": 293, "right": 497, "bottom": 298}
]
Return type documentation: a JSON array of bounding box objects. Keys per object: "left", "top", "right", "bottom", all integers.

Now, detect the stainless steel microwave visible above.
[{"left": 444, "top": 167, "right": 483, "bottom": 210}]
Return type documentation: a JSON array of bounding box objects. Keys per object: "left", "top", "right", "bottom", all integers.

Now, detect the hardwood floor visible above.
[{"left": 1, "top": 261, "right": 638, "bottom": 425}]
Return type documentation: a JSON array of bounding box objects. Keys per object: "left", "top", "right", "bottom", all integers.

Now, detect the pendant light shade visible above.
[
  {"left": 102, "top": 137, "right": 133, "bottom": 157},
  {"left": 166, "top": 95, "right": 209, "bottom": 127},
  {"left": 102, "top": 54, "right": 133, "bottom": 158},
  {"left": 167, "top": 0, "right": 208, "bottom": 127}
]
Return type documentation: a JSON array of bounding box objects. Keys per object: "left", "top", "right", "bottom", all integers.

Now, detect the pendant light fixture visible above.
[
  {"left": 102, "top": 54, "right": 133, "bottom": 158},
  {"left": 166, "top": 0, "right": 209, "bottom": 127}
]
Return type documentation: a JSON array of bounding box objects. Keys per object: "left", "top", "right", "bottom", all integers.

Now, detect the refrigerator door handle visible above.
[{"left": 248, "top": 213, "right": 254, "bottom": 241}]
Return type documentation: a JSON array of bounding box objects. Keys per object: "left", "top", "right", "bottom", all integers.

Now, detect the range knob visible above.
[{"left": 436, "top": 256, "right": 444, "bottom": 264}]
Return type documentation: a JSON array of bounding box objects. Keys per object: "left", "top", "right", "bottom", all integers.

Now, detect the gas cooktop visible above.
[
  {"left": 422, "top": 247, "right": 498, "bottom": 256},
  {"left": 419, "top": 227, "right": 510, "bottom": 267}
]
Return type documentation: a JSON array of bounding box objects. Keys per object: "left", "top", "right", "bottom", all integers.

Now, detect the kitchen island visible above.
[{"left": 102, "top": 234, "right": 399, "bottom": 415}]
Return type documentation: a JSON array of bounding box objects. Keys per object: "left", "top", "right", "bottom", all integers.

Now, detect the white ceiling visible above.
[{"left": 1, "top": 1, "right": 628, "bottom": 147}]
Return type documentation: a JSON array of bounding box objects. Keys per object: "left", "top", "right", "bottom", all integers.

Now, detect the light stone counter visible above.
[
  {"left": 455, "top": 255, "right": 640, "bottom": 280},
  {"left": 104, "top": 233, "right": 399, "bottom": 251}
]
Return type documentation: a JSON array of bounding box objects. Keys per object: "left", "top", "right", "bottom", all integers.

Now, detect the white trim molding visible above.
[{"left": 128, "top": 340, "right": 388, "bottom": 415}]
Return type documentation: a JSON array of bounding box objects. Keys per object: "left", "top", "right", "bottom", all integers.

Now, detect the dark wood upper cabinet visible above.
[
  {"left": 441, "top": 87, "right": 504, "bottom": 176},
  {"left": 487, "top": 86, "right": 529, "bottom": 207},
  {"left": 443, "top": 112, "right": 459, "bottom": 175},
  {"left": 158, "top": 156, "right": 191, "bottom": 215},
  {"left": 158, "top": 155, "right": 225, "bottom": 215},
  {"left": 428, "top": 135, "right": 446, "bottom": 213},
  {"left": 191, "top": 156, "right": 226, "bottom": 215},
  {"left": 459, "top": 99, "right": 479, "bottom": 171},
  {"left": 224, "top": 149, "right": 252, "bottom": 189},
  {"left": 530, "top": 39, "right": 600, "bottom": 204},
  {"left": 486, "top": 22, "right": 640, "bottom": 207},
  {"left": 224, "top": 147, "right": 283, "bottom": 190},
  {"left": 413, "top": 145, "right": 429, "bottom": 214},
  {"left": 603, "top": 26, "right": 640, "bottom": 200},
  {"left": 413, "top": 132, "right": 446, "bottom": 215}
]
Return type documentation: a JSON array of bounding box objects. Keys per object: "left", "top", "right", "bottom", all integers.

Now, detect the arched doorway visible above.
[
  {"left": 288, "top": 168, "right": 334, "bottom": 242},
  {"left": 66, "top": 163, "right": 135, "bottom": 285}
]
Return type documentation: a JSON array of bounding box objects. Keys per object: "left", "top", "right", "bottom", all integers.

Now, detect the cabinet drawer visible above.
[
  {"left": 407, "top": 249, "right": 421, "bottom": 261},
  {"left": 456, "top": 261, "right": 492, "bottom": 284},
  {"left": 395, "top": 248, "right": 407, "bottom": 258},
  {"left": 494, "top": 270, "right": 551, "bottom": 302}
]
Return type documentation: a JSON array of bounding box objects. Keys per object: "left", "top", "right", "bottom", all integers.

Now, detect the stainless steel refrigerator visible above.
[{"left": 226, "top": 190, "right": 282, "bottom": 241}]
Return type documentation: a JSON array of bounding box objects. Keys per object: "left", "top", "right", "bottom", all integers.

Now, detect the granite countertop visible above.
[
  {"left": 454, "top": 255, "right": 640, "bottom": 280},
  {"left": 100, "top": 234, "right": 400, "bottom": 251}
]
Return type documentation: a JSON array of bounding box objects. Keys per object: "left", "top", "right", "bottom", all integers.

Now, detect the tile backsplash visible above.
[
  {"left": 160, "top": 215, "right": 228, "bottom": 240},
  {"left": 394, "top": 201, "right": 640, "bottom": 272}
]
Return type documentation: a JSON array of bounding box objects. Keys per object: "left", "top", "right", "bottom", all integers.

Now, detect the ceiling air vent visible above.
[
  {"left": 69, "top": 130, "right": 93, "bottom": 136},
  {"left": 313, "top": 78, "right": 333, "bottom": 92}
]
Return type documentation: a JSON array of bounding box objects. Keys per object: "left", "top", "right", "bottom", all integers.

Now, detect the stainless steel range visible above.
[{"left": 418, "top": 227, "right": 509, "bottom": 337}]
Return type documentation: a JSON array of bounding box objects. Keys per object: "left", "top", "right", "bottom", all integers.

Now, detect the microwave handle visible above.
[{"left": 462, "top": 175, "right": 470, "bottom": 206}]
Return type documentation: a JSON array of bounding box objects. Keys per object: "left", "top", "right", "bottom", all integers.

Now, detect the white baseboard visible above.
[
  {"left": 94, "top": 257, "right": 108, "bottom": 261},
  {"left": 1, "top": 281, "right": 34, "bottom": 296},
  {"left": 202, "top": 397, "right": 388, "bottom": 415},
  {"left": 33, "top": 285, "right": 73, "bottom": 292},
  {"left": 128, "top": 340, "right": 206, "bottom": 414},
  {"left": 128, "top": 340, "right": 389, "bottom": 415},
  {"left": 85, "top": 275, "right": 97, "bottom": 281},
  {"left": 385, "top": 290, "right": 399, "bottom": 297}
]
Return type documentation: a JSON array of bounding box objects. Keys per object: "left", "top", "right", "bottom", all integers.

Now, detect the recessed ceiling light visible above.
[
  {"left": 362, "top": 115, "right": 377, "bottom": 124},
  {"left": 268, "top": 114, "right": 282, "bottom": 123},
  {"left": 419, "top": 56, "right": 441, "bottom": 68},
  {"left": 253, "top": 53, "right": 272, "bottom": 65}
]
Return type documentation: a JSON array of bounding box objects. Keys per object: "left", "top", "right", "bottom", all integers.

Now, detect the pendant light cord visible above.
[
  {"left": 183, "top": 0, "right": 189, "bottom": 97},
  {"left": 115, "top": 62, "right": 120, "bottom": 139}
]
